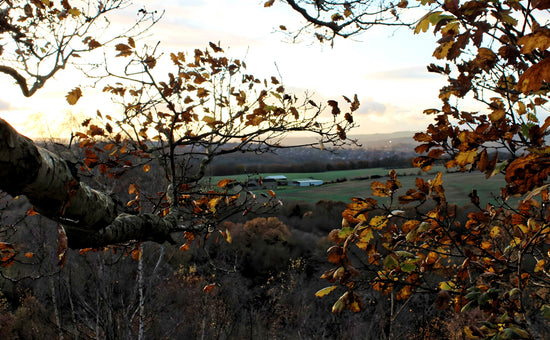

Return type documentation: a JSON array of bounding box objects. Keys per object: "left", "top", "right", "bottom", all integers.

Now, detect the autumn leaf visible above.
[
  {"left": 264, "top": 0, "right": 275, "bottom": 7},
  {"left": 25, "top": 252, "right": 34, "bottom": 258},
  {"left": 517, "top": 57, "right": 550, "bottom": 94},
  {"left": 143, "top": 164, "right": 151, "bottom": 172},
  {"left": 203, "top": 283, "right": 216, "bottom": 293},
  {"left": 128, "top": 183, "right": 138, "bottom": 195},
  {"left": 66, "top": 87, "right": 83, "bottom": 105},
  {"left": 131, "top": 247, "right": 142, "bottom": 260},
  {"left": 224, "top": 228, "right": 232, "bottom": 243},
  {"left": 68, "top": 8, "right": 81, "bottom": 17},
  {"left": 26, "top": 206, "right": 39, "bottom": 216},
  {"left": 454, "top": 149, "right": 478, "bottom": 167},
  {"left": 217, "top": 179, "right": 235, "bottom": 188},
  {"left": 534, "top": 259, "right": 545, "bottom": 273},
  {"left": 88, "top": 39, "right": 101, "bottom": 50},
  {"left": 115, "top": 43, "right": 132, "bottom": 57},
  {"left": 315, "top": 285, "right": 338, "bottom": 298},
  {"left": 518, "top": 29, "right": 550, "bottom": 54}
]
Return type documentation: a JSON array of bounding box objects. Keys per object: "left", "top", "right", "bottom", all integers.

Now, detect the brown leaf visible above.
[
  {"left": 88, "top": 39, "right": 101, "bottom": 50},
  {"left": 115, "top": 43, "right": 132, "bottom": 57},
  {"left": 517, "top": 29, "right": 550, "bottom": 54},
  {"left": 517, "top": 57, "right": 550, "bottom": 93},
  {"left": 328, "top": 100, "right": 340, "bottom": 115},
  {"left": 66, "top": 87, "right": 83, "bottom": 105},
  {"left": 264, "top": 0, "right": 275, "bottom": 7}
]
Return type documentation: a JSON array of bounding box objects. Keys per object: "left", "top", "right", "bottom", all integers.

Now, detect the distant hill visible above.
[{"left": 282, "top": 131, "right": 417, "bottom": 149}]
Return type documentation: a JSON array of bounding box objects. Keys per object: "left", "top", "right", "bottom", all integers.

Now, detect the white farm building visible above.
[{"left": 289, "top": 179, "right": 324, "bottom": 187}]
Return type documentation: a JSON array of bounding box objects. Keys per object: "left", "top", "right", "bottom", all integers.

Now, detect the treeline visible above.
[{"left": 209, "top": 146, "right": 416, "bottom": 176}]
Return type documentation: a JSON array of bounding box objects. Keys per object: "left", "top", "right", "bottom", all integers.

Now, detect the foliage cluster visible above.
[{"left": 295, "top": 0, "right": 550, "bottom": 338}]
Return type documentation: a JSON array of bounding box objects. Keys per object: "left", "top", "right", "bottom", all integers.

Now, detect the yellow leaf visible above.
[
  {"left": 535, "top": 259, "right": 545, "bottom": 273},
  {"left": 202, "top": 116, "right": 216, "bottom": 124},
  {"left": 315, "top": 285, "right": 338, "bottom": 298},
  {"left": 68, "top": 8, "right": 81, "bottom": 17},
  {"left": 490, "top": 226, "right": 501, "bottom": 238},
  {"left": 489, "top": 109, "right": 505, "bottom": 122},
  {"left": 414, "top": 14, "right": 431, "bottom": 34},
  {"left": 66, "top": 87, "right": 83, "bottom": 105},
  {"left": 143, "top": 164, "right": 150, "bottom": 172},
  {"left": 433, "top": 41, "right": 454, "bottom": 59},
  {"left": 439, "top": 281, "right": 456, "bottom": 291},
  {"left": 432, "top": 172, "right": 443, "bottom": 186},
  {"left": 209, "top": 197, "right": 221, "bottom": 213},
  {"left": 455, "top": 149, "right": 477, "bottom": 167},
  {"left": 359, "top": 228, "right": 374, "bottom": 243},
  {"left": 481, "top": 241, "right": 492, "bottom": 250},
  {"left": 224, "top": 228, "right": 232, "bottom": 244},
  {"left": 369, "top": 215, "right": 387, "bottom": 229}
]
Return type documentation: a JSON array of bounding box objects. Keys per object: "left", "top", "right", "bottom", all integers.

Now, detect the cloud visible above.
[
  {"left": 0, "top": 99, "right": 11, "bottom": 110},
  {"left": 366, "top": 66, "right": 439, "bottom": 80},
  {"left": 359, "top": 97, "right": 386, "bottom": 115}
]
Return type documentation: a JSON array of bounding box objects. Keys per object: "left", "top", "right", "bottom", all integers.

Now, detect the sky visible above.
[{"left": 0, "top": 0, "right": 450, "bottom": 138}]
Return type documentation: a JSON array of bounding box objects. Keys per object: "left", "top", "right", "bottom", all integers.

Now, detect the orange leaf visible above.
[
  {"left": 143, "top": 164, "right": 151, "bottom": 172},
  {"left": 26, "top": 207, "right": 39, "bottom": 216},
  {"left": 128, "top": 183, "right": 139, "bottom": 195},
  {"left": 25, "top": 252, "right": 34, "bottom": 258},
  {"left": 267, "top": 190, "right": 276, "bottom": 197},
  {"left": 264, "top": 0, "right": 275, "bottom": 7},
  {"left": 217, "top": 179, "right": 235, "bottom": 188},
  {"left": 131, "top": 247, "right": 142, "bottom": 260},
  {"left": 203, "top": 283, "right": 216, "bottom": 293}
]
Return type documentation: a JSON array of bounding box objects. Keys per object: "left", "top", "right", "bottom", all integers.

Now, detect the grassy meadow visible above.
[{"left": 207, "top": 166, "right": 509, "bottom": 207}]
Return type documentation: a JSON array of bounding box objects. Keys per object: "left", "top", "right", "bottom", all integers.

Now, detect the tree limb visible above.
[{"left": 0, "top": 118, "right": 186, "bottom": 248}]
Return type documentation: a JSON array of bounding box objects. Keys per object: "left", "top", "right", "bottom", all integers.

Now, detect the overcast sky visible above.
[{"left": 0, "top": 0, "right": 451, "bottom": 138}]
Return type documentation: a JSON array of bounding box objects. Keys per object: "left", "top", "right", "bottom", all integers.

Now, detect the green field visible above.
[{"left": 206, "top": 166, "right": 509, "bottom": 206}]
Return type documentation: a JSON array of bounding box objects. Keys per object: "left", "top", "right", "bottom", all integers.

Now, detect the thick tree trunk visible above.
[{"left": 0, "top": 118, "right": 182, "bottom": 248}]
